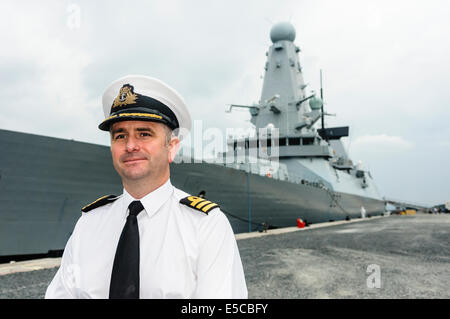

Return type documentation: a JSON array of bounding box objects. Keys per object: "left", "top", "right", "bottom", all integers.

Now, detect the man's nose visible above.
[{"left": 126, "top": 135, "right": 140, "bottom": 152}]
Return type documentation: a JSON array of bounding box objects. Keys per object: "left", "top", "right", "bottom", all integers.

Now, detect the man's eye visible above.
[
  {"left": 115, "top": 134, "right": 125, "bottom": 140},
  {"left": 140, "top": 132, "right": 151, "bottom": 137}
]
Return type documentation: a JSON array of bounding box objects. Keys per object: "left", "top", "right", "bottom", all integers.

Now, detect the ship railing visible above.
[
  {"left": 218, "top": 160, "right": 333, "bottom": 192},
  {"left": 185, "top": 151, "right": 333, "bottom": 193}
]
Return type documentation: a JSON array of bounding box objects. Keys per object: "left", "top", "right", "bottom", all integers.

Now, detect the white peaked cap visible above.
[{"left": 100, "top": 75, "right": 191, "bottom": 140}]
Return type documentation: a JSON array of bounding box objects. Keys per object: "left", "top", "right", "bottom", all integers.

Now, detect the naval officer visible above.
[{"left": 45, "top": 75, "right": 248, "bottom": 299}]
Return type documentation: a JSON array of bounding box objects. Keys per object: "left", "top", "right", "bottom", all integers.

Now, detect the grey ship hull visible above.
[
  {"left": 0, "top": 129, "right": 385, "bottom": 256},
  {"left": 173, "top": 162, "right": 385, "bottom": 233}
]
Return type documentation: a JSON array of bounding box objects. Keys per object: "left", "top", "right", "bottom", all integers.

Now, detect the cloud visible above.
[
  {"left": 1, "top": 0, "right": 449, "bottom": 205},
  {"left": 0, "top": 1, "right": 107, "bottom": 144},
  {"left": 352, "top": 134, "right": 414, "bottom": 154},
  {"left": 437, "top": 140, "right": 450, "bottom": 148}
]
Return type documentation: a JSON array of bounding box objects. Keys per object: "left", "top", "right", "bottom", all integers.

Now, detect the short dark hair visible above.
[{"left": 162, "top": 125, "right": 173, "bottom": 146}]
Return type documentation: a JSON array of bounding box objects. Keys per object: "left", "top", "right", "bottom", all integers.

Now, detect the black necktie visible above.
[{"left": 109, "top": 200, "right": 144, "bottom": 299}]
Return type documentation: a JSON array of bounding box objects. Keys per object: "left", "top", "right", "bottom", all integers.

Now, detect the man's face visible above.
[{"left": 110, "top": 120, "right": 179, "bottom": 185}]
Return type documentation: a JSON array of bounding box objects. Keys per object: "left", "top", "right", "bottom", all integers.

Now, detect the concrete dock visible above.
[{"left": 1, "top": 214, "right": 449, "bottom": 298}]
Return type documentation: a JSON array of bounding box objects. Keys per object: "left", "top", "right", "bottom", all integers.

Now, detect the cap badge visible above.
[{"left": 112, "top": 84, "right": 138, "bottom": 109}]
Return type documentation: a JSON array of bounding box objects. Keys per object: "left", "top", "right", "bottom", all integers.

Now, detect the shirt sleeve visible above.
[
  {"left": 45, "top": 234, "right": 77, "bottom": 299},
  {"left": 45, "top": 215, "right": 89, "bottom": 299},
  {"left": 193, "top": 209, "right": 248, "bottom": 299}
]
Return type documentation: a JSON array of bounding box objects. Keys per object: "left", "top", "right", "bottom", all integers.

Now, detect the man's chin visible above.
[{"left": 119, "top": 168, "right": 152, "bottom": 181}]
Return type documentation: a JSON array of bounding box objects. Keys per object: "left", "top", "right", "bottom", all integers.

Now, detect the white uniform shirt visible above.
[{"left": 45, "top": 179, "right": 248, "bottom": 299}]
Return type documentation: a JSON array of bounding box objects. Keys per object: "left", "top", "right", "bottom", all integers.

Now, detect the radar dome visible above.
[
  {"left": 309, "top": 96, "right": 323, "bottom": 110},
  {"left": 270, "top": 22, "right": 296, "bottom": 43}
]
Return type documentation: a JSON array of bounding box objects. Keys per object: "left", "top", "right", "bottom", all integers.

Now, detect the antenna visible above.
[
  {"left": 320, "top": 69, "right": 328, "bottom": 142},
  {"left": 320, "top": 69, "right": 324, "bottom": 131}
]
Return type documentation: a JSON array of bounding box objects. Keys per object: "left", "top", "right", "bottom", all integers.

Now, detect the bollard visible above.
[{"left": 297, "top": 218, "right": 305, "bottom": 228}]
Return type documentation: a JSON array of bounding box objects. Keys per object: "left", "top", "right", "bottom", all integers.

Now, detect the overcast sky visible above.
[{"left": 1, "top": 0, "right": 449, "bottom": 206}]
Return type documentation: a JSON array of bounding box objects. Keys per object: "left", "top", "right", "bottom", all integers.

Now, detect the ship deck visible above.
[{"left": 1, "top": 213, "right": 449, "bottom": 298}]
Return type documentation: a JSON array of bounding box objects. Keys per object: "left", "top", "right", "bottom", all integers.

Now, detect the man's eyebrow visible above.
[
  {"left": 136, "top": 127, "right": 155, "bottom": 133},
  {"left": 111, "top": 128, "right": 125, "bottom": 135},
  {"left": 111, "top": 126, "right": 156, "bottom": 135}
]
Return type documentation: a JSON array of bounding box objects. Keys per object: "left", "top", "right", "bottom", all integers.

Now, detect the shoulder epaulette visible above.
[
  {"left": 179, "top": 196, "right": 220, "bottom": 215},
  {"left": 81, "top": 195, "right": 118, "bottom": 213}
]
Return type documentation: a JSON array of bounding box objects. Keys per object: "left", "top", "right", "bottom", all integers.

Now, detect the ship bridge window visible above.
[
  {"left": 257, "top": 139, "right": 272, "bottom": 147},
  {"left": 247, "top": 139, "right": 258, "bottom": 149},
  {"left": 288, "top": 137, "right": 300, "bottom": 145},
  {"left": 279, "top": 138, "right": 286, "bottom": 146},
  {"left": 303, "top": 138, "right": 314, "bottom": 145}
]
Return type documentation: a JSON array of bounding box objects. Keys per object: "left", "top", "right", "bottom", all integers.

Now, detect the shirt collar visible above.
[{"left": 122, "top": 179, "right": 174, "bottom": 219}]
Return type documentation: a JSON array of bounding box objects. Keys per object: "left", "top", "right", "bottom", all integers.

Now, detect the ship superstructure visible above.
[{"left": 220, "top": 22, "right": 384, "bottom": 219}]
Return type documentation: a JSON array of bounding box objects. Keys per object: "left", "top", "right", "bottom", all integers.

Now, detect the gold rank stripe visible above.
[
  {"left": 196, "top": 200, "right": 212, "bottom": 209},
  {"left": 102, "top": 112, "right": 163, "bottom": 123},
  {"left": 81, "top": 194, "right": 111, "bottom": 211},
  {"left": 201, "top": 202, "right": 218, "bottom": 212},
  {"left": 182, "top": 196, "right": 219, "bottom": 213}
]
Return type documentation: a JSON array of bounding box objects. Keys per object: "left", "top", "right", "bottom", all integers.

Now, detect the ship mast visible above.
[{"left": 320, "top": 69, "right": 324, "bottom": 132}]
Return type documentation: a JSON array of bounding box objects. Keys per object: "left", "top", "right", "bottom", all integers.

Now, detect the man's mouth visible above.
[{"left": 122, "top": 158, "right": 147, "bottom": 164}]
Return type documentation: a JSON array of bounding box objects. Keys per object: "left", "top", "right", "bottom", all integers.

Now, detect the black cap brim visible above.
[{"left": 99, "top": 107, "right": 178, "bottom": 131}]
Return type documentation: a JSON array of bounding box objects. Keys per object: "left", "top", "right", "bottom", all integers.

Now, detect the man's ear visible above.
[{"left": 167, "top": 137, "right": 180, "bottom": 163}]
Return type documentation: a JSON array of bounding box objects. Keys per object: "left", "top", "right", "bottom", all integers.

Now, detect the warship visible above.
[{"left": 0, "top": 22, "right": 385, "bottom": 257}]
